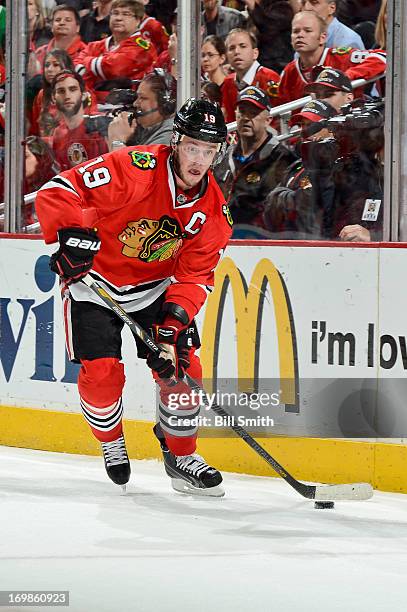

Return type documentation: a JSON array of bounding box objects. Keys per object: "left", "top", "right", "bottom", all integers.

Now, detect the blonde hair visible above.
[
  {"left": 31, "top": 0, "right": 46, "bottom": 31},
  {"left": 375, "top": 0, "right": 387, "bottom": 49}
]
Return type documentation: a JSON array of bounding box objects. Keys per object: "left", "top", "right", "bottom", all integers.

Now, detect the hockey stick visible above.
[{"left": 81, "top": 274, "right": 373, "bottom": 502}]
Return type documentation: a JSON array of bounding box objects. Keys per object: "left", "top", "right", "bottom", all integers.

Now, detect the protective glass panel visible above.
[
  {"left": 211, "top": 0, "right": 387, "bottom": 243},
  {"left": 22, "top": 0, "right": 175, "bottom": 235}
]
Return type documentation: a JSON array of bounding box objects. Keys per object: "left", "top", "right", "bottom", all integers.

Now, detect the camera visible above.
[
  {"left": 301, "top": 100, "right": 385, "bottom": 172},
  {"left": 105, "top": 87, "right": 138, "bottom": 110},
  {"left": 84, "top": 87, "right": 139, "bottom": 137}
]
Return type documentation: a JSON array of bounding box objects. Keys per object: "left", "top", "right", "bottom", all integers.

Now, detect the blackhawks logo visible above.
[
  {"left": 332, "top": 46, "right": 352, "bottom": 55},
  {"left": 118, "top": 215, "right": 184, "bottom": 262},
  {"left": 129, "top": 150, "right": 157, "bottom": 170},
  {"left": 135, "top": 36, "right": 150, "bottom": 50},
  {"left": 67, "top": 142, "right": 88, "bottom": 165},
  {"left": 266, "top": 80, "right": 279, "bottom": 98}
]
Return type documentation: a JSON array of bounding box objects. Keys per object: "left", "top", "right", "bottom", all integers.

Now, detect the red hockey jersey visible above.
[
  {"left": 139, "top": 16, "right": 169, "bottom": 55},
  {"left": 222, "top": 63, "right": 280, "bottom": 123},
  {"left": 278, "top": 47, "right": 386, "bottom": 105},
  {"left": 75, "top": 33, "right": 157, "bottom": 95},
  {"left": 52, "top": 121, "right": 108, "bottom": 171},
  {"left": 35, "top": 146, "right": 232, "bottom": 321}
]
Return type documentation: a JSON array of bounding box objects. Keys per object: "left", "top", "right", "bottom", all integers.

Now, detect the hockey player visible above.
[
  {"left": 35, "top": 99, "right": 231, "bottom": 497},
  {"left": 278, "top": 10, "right": 386, "bottom": 105}
]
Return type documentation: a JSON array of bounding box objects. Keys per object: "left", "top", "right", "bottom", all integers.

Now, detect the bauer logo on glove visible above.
[
  {"left": 49, "top": 226, "right": 101, "bottom": 284},
  {"left": 65, "top": 236, "right": 101, "bottom": 250}
]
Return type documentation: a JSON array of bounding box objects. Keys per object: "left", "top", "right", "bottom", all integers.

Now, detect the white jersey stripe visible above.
[{"left": 39, "top": 177, "right": 80, "bottom": 198}]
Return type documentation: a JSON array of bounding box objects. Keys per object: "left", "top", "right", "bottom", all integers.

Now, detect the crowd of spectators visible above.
[{"left": 0, "top": 0, "right": 387, "bottom": 241}]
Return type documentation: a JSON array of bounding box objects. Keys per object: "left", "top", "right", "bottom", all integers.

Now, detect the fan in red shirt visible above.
[
  {"left": 36, "top": 5, "right": 87, "bottom": 68},
  {"left": 138, "top": 9, "right": 169, "bottom": 55},
  {"left": 51, "top": 70, "right": 108, "bottom": 171},
  {"left": 35, "top": 99, "right": 232, "bottom": 497},
  {"left": 278, "top": 11, "right": 386, "bottom": 106},
  {"left": 222, "top": 28, "right": 280, "bottom": 123},
  {"left": 30, "top": 49, "right": 97, "bottom": 138},
  {"left": 75, "top": 0, "right": 157, "bottom": 102}
]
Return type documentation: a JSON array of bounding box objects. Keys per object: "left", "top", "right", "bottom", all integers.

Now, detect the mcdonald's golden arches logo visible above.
[{"left": 201, "top": 257, "right": 299, "bottom": 412}]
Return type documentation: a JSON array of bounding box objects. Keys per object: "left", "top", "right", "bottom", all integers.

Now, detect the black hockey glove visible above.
[
  {"left": 49, "top": 227, "right": 101, "bottom": 284},
  {"left": 146, "top": 322, "right": 190, "bottom": 383}
]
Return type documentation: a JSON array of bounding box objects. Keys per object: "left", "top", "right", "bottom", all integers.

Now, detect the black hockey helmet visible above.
[{"left": 172, "top": 98, "right": 227, "bottom": 164}]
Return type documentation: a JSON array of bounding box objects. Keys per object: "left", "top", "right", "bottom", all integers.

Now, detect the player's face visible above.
[
  {"left": 110, "top": 7, "right": 140, "bottom": 38},
  {"left": 301, "top": 0, "right": 335, "bottom": 21},
  {"left": 311, "top": 87, "right": 354, "bottom": 112},
  {"left": 291, "top": 13, "right": 326, "bottom": 54},
  {"left": 54, "top": 77, "right": 83, "bottom": 117},
  {"left": 43, "top": 56, "right": 63, "bottom": 84},
  {"left": 226, "top": 32, "right": 259, "bottom": 74},
  {"left": 201, "top": 41, "right": 225, "bottom": 75},
  {"left": 175, "top": 136, "right": 219, "bottom": 189},
  {"left": 52, "top": 11, "right": 79, "bottom": 38},
  {"left": 236, "top": 103, "right": 270, "bottom": 138}
]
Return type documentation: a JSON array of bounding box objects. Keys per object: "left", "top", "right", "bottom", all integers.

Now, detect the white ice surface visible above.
[{"left": 0, "top": 446, "right": 406, "bottom": 612}]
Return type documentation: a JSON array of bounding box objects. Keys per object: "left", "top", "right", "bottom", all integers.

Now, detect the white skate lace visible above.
[
  {"left": 175, "top": 453, "right": 215, "bottom": 477},
  {"left": 101, "top": 436, "right": 128, "bottom": 467}
]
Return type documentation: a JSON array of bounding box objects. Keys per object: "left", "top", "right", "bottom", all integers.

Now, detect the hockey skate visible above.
[
  {"left": 153, "top": 424, "right": 224, "bottom": 497},
  {"left": 101, "top": 434, "right": 130, "bottom": 491}
]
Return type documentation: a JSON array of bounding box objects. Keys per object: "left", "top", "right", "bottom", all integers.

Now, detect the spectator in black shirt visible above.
[
  {"left": 215, "top": 86, "right": 296, "bottom": 232},
  {"left": 80, "top": 0, "right": 113, "bottom": 43}
]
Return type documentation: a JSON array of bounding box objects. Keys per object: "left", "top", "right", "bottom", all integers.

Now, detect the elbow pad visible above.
[{"left": 162, "top": 302, "right": 189, "bottom": 325}]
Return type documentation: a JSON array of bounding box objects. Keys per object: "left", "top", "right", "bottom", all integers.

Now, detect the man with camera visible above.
[
  {"left": 51, "top": 70, "right": 108, "bottom": 170},
  {"left": 107, "top": 69, "right": 176, "bottom": 151},
  {"left": 263, "top": 98, "right": 337, "bottom": 238},
  {"left": 264, "top": 96, "right": 384, "bottom": 240}
]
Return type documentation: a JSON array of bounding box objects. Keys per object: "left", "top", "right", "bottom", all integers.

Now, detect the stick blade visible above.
[{"left": 314, "top": 482, "right": 374, "bottom": 502}]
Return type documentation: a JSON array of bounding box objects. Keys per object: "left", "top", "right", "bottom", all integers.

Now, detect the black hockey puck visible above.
[{"left": 314, "top": 501, "right": 335, "bottom": 509}]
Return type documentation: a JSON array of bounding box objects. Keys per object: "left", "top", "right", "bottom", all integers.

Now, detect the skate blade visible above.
[
  {"left": 120, "top": 484, "right": 127, "bottom": 494},
  {"left": 171, "top": 478, "right": 225, "bottom": 498}
]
